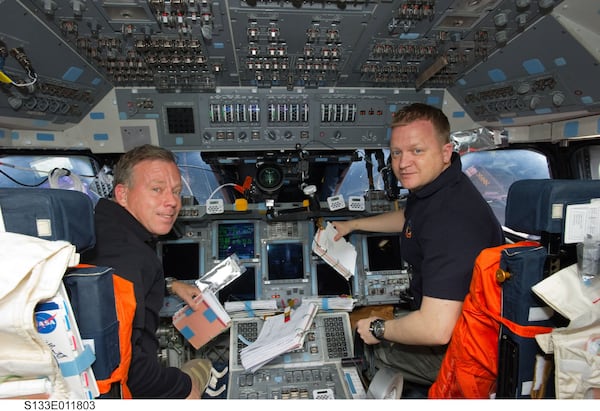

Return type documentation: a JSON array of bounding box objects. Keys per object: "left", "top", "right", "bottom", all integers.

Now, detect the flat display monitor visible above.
[
  {"left": 266, "top": 242, "right": 305, "bottom": 281},
  {"left": 166, "top": 107, "right": 195, "bottom": 134},
  {"left": 365, "top": 234, "right": 402, "bottom": 272},
  {"left": 316, "top": 263, "right": 352, "bottom": 296},
  {"left": 217, "top": 221, "right": 255, "bottom": 260},
  {"left": 218, "top": 266, "right": 256, "bottom": 303},
  {"left": 161, "top": 242, "right": 200, "bottom": 280}
]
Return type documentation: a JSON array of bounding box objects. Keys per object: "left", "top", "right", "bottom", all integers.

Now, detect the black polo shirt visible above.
[{"left": 401, "top": 152, "right": 504, "bottom": 310}]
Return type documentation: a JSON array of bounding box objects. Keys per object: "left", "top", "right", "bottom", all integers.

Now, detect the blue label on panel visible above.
[
  {"left": 398, "top": 33, "right": 420, "bottom": 40},
  {"left": 582, "top": 96, "right": 594, "bottom": 104},
  {"left": 554, "top": 57, "right": 567, "bottom": 67},
  {"left": 62, "top": 67, "right": 83, "bottom": 82},
  {"left": 564, "top": 121, "right": 579, "bottom": 138},
  {"left": 36, "top": 133, "right": 55, "bottom": 141},
  {"left": 488, "top": 69, "right": 507, "bottom": 82},
  {"left": 426, "top": 95, "right": 441, "bottom": 105},
  {"left": 89, "top": 112, "right": 105, "bottom": 120},
  {"left": 523, "top": 58, "right": 546, "bottom": 74}
]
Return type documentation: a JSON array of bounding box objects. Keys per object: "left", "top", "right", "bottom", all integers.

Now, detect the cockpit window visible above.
[
  {"left": 0, "top": 154, "right": 103, "bottom": 201},
  {"left": 176, "top": 151, "right": 221, "bottom": 204},
  {"left": 0, "top": 149, "right": 551, "bottom": 223},
  {"left": 461, "top": 149, "right": 551, "bottom": 225},
  {"left": 334, "top": 149, "right": 407, "bottom": 199},
  {"left": 176, "top": 149, "right": 391, "bottom": 205},
  {"left": 571, "top": 145, "right": 600, "bottom": 179}
]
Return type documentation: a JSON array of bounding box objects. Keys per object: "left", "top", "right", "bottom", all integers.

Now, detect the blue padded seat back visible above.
[
  {"left": 0, "top": 188, "right": 95, "bottom": 252},
  {"left": 63, "top": 265, "right": 120, "bottom": 381},
  {"left": 505, "top": 179, "right": 600, "bottom": 238}
]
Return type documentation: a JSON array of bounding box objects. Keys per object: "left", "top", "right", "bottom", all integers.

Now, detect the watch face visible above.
[
  {"left": 371, "top": 319, "right": 385, "bottom": 339},
  {"left": 374, "top": 322, "right": 384, "bottom": 338}
]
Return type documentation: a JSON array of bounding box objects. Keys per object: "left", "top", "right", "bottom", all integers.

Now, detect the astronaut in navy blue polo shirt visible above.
[{"left": 333, "top": 103, "right": 504, "bottom": 388}]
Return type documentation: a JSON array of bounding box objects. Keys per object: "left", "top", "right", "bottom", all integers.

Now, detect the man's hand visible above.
[
  {"left": 171, "top": 280, "right": 202, "bottom": 308},
  {"left": 356, "top": 316, "right": 384, "bottom": 345},
  {"left": 182, "top": 359, "right": 212, "bottom": 399},
  {"left": 185, "top": 377, "right": 202, "bottom": 399},
  {"left": 332, "top": 220, "right": 353, "bottom": 241}
]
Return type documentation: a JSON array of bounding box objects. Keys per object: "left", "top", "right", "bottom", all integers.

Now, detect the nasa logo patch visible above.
[{"left": 35, "top": 312, "right": 57, "bottom": 334}]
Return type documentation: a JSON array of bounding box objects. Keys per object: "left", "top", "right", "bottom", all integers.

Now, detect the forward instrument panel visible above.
[{"left": 159, "top": 212, "right": 410, "bottom": 315}]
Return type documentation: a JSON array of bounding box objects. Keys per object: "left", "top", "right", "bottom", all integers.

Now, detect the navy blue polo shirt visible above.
[{"left": 401, "top": 152, "right": 504, "bottom": 310}]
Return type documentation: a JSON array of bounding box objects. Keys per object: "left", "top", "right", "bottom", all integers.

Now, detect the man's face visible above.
[
  {"left": 389, "top": 119, "right": 453, "bottom": 191},
  {"left": 115, "top": 159, "right": 182, "bottom": 235}
]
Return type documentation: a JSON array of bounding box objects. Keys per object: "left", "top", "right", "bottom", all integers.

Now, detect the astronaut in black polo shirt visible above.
[{"left": 333, "top": 103, "right": 504, "bottom": 388}]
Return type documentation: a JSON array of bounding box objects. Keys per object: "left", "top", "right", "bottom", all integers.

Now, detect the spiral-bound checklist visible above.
[
  {"left": 239, "top": 302, "right": 318, "bottom": 373},
  {"left": 312, "top": 221, "right": 357, "bottom": 280}
]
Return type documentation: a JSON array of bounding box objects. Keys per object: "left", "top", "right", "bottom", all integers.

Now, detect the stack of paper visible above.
[
  {"left": 312, "top": 221, "right": 357, "bottom": 280},
  {"left": 224, "top": 299, "right": 279, "bottom": 318},
  {"left": 303, "top": 296, "right": 356, "bottom": 312},
  {"left": 240, "top": 302, "right": 318, "bottom": 373},
  {"left": 565, "top": 200, "right": 600, "bottom": 243},
  {"left": 224, "top": 299, "right": 278, "bottom": 313}
]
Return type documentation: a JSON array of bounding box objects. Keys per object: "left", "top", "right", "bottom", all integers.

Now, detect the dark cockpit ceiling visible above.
[{"left": 0, "top": 0, "right": 599, "bottom": 152}]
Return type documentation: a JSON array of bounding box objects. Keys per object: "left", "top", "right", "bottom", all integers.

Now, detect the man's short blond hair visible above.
[{"left": 391, "top": 103, "right": 451, "bottom": 145}]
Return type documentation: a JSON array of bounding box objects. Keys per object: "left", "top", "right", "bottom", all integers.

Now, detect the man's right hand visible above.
[
  {"left": 332, "top": 220, "right": 353, "bottom": 240},
  {"left": 185, "top": 377, "right": 202, "bottom": 399},
  {"left": 181, "top": 358, "right": 212, "bottom": 399}
]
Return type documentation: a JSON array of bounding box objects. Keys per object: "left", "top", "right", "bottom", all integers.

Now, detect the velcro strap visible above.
[{"left": 59, "top": 344, "right": 96, "bottom": 377}]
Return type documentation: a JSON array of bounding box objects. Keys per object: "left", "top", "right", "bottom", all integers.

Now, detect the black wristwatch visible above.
[{"left": 369, "top": 319, "right": 386, "bottom": 340}]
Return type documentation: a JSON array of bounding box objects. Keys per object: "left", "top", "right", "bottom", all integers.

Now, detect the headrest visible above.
[
  {"left": 505, "top": 179, "right": 600, "bottom": 238},
  {"left": 0, "top": 188, "right": 95, "bottom": 252}
]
